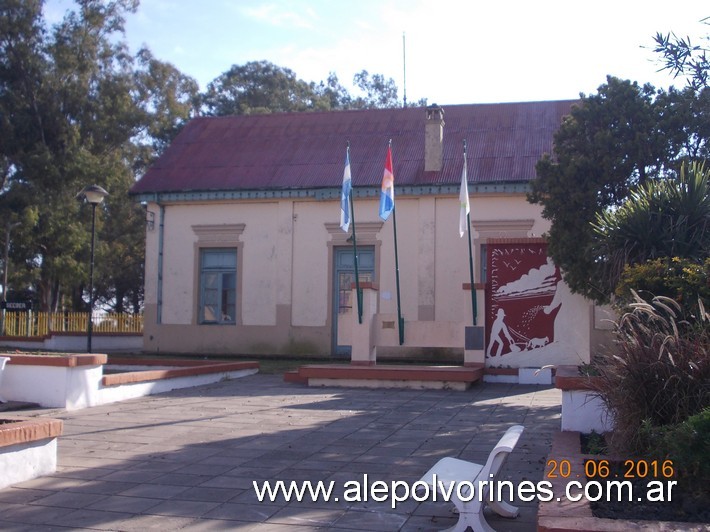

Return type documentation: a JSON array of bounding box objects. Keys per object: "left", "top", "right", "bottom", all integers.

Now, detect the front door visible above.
[{"left": 333, "top": 246, "right": 374, "bottom": 356}]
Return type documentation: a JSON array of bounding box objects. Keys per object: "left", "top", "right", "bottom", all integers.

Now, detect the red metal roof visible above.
[{"left": 130, "top": 100, "right": 575, "bottom": 194}]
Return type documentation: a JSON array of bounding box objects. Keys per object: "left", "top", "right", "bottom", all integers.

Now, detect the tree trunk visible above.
[
  {"left": 50, "top": 279, "right": 60, "bottom": 312},
  {"left": 114, "top": 287, "right": 125, "bottom": 313},
  {"left": 37, "top": 278, "right": 52, "bottom": 312}
]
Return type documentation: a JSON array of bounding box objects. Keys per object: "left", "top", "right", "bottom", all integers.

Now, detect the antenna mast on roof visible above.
[{"left": 402, "top": 32, "right": 407, "bottom": 108}]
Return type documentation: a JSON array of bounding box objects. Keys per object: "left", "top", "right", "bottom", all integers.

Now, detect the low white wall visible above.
[
  {"left": 0, "top": 334, "right": 142, "bottom": 353},
  {"left": 483, "top": 373, "right": 518, "bottom": 384},
  {"left": 97, "top": 368, "right": 258, "bottom": 405},
  {"left": 519, "top": 367, "right": 552, "bottom": 385},
  {"left": 483, "top": 368, "right": 553, "bottom": 385},
  {"left": 309, "top": 378, "right": 470, "bottom": 391},
  {"left": 46, "top": 335, "right": 143, "bottom": 352},
  {"left": 374, "top": 317, "right": 463, "bottom": 348},
  {"left": 1, "top": 363, "right": 259, "bottom": 411},
  {"left": 561, "top": 389, "right": 613, "bottom": 433},
  {"left": 0, "top": 439, "right": 58, "bottom": 490},
  {"left": 1, "top": 364, "right": 104, "bottom": 410}
]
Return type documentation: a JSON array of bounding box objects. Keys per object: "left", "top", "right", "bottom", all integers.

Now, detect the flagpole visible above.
[
  {"left": 347, "top": 142, "right": 363, "bottom": 324},
  {"left": 389, "top": 140, "right": 405, "bottom": 345},
  {"left": 464, "top": 139, "right": 477, "bottom": 326}
]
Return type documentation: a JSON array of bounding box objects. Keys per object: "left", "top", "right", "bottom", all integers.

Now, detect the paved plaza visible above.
[{"left": 0, "top": 374, "right": 561, "bottom": 531}]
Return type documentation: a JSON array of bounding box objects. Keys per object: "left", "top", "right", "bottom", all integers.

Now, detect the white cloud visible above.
[{"left": 241, "top": 3, "right": 316, "bottom": 29}]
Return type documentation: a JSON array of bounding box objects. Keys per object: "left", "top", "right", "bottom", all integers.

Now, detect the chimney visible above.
[{"left": 424, "top": 104, "right": 444, "bottom": 172}]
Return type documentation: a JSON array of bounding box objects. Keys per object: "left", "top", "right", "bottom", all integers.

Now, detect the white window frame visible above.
[{"left": 199, "top": 248, "right": 237, "bottom": 325}]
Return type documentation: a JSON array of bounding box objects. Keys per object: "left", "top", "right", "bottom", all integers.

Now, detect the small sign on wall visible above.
[{"left": 465, "top": 326, "right": 485, "bottom": 350}]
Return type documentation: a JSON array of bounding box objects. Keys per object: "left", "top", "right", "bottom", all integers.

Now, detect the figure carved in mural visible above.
[
  {"left": 526, "top": 336, "right": 549, "bottom": 350},
  {"left": 487, "top": 308, "right": 517, "bottom": 357}
]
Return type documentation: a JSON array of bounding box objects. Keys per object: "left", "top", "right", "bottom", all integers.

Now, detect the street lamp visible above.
[{"left": 76, "top": 185, "right": 109, "bottom": 353}]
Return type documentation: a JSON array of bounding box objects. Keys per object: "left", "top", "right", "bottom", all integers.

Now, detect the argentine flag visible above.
[
  {"left": 340, "top": 148, "right": 352, "bottom": 232},
  {"left": 379, "top": 145, "right": 395, "bottom": 221}
]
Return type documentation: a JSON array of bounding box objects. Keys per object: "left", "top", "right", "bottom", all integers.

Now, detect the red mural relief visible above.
[{"left": 485, "top": 242, "right": 562, "bottom": 360}]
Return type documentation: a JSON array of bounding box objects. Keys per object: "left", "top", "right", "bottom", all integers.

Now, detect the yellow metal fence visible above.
[{"left": 1, "top": 311, "right": 143, "bottom": 337}]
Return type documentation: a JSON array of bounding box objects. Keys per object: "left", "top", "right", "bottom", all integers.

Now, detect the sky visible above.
[{"left": 44, "top": 0, "right": 709, "bottom": 105}]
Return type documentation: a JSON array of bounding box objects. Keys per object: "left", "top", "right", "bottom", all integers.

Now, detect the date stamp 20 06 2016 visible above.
[
  {"left": 547, "top": 458, "right": 675, "bottom": 480},
  {"left": 545, "top": 459, "right": 677, "bottom": 503}
]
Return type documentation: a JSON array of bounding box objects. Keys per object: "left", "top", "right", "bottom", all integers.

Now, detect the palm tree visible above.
[{"left": 591, "top": 161, "right": 710, "bottom": 296}]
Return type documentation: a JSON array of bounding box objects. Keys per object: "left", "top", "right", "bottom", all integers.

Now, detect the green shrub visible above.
[
  {"left": 639, "top": 408, "right": 710, "bottom": 496},
  {"left": 581, "top": 430, "right": 608, "bottom": 455},
  {"left": 595, "top": 294, "right": 710, "bottom": 453},
  {"left": 615, "top": 257, "right": 710, "bottom": 322},
  {"left": 592, "top": 161, "right": 710, "bottom": 302}
]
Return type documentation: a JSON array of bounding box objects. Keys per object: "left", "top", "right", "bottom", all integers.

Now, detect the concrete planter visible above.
[
  {"left": 539, "top": 431, "right": 704, "bottom": 531},
  {"left": 519, "top": 366, "right": 553, "bottom": 385},
  {"left": 0, "top": 416, "right": 63, "bottom": 490},
  {"left": 555, "top": 365, "right": 613, "bottom": 433},
  {"left": 1, "top": 354, "right": 107, "bottom": 410},
  {"left": 483, "top": 366, "right": 554, "bottom": 385},
  {"left": 1, "top": 354, "right": 259, "bottom": 411}
]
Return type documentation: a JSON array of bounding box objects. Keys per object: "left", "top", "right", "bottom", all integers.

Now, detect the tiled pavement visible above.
[{"left": 0, "top": 374, "right": 561, "bottom": 531}]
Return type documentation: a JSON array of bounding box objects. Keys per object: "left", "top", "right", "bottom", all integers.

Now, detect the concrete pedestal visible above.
[{"left": 350, "top": 283, "right": 379, "bottom": 366}]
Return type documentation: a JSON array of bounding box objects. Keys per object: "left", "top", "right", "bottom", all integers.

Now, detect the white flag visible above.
[
  {"left": 459, "top": 150, "right": 470, "bottom": 237},
  {"left": 340, "top": 148, "right": 352, "bottom": 232}
]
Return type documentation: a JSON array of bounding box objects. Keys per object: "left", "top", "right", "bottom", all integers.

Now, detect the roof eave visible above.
[{"left": 131, "top": 181, "right": 532, "bottom": 204}]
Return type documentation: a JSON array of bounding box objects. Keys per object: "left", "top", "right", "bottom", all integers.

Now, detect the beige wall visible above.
[
  {"left": 292, "top": 202, "right": 330, "bottom": 327},
  {"left": 141, "top": 192, "right": 598, "bottom": 363}
]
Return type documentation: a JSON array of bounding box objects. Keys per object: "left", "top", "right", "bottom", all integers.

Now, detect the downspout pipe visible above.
[{"left": 157, "top": 204, "right": 165, "bottom": 324}]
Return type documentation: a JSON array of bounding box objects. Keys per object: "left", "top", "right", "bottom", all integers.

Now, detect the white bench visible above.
[{"left": 415, "top": 424, "right": 524, "bottom": 532}]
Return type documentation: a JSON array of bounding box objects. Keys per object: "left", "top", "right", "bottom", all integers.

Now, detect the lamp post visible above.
[{"left": 76, "top": 185, "right": 109, "bottom": 353}]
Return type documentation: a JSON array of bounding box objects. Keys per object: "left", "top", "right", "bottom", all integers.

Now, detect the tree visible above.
[
  {"left": 0, "top": 0, "right": 196, "bottom": 312},
  {"left": 133, "top": 48, "right": 201, "bottom": 162},
  {"left": 655, "top": 85, "right": 710, "bottom": 161},
  {"left": 201, "top": 61, "right": 422, "bottom": 116},
  {"left": 529, "top": 77, "right": 673, "bottom": 302},
  {"left": 530, "top": 76, "right": 710, "bottom": 302},
  {"left": 92, "top": 175, "right": 145, "bottom": 314},
  {"left": 313, "top": 72, "right": 354, "bottom": 110},
  {"left": 202, "top": 61, "right": 324, "bottom": 116},
  {"left": 36, "top": 1, "right": 145, "bottom": 311},
  {"left": 653, "top": 17, "right": 710, "bottom": 90},
  {"left": 351, "top": 70, "right": 400, "bottom": 109},
  {"left": 0, "top": 0, "right": 93, "bottom": 310}
]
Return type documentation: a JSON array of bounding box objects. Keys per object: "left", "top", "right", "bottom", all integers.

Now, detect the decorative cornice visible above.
[
  {"left": 324, "top": 221, "right": 384, "bottom": 235},
  {"left": 486, "top": 237, "right": 548, "bottom": 244},
  {"left": 471, "top": 219, "right": 535, "bottom": 233},
  {"left": 325, "top": 221, "right": 384, "bottom": 245},
  {"left": 191, "top": 223, "right": 246, "bottom": 243},
  {"left": 133, "top": 182, "right": 531, "bottom": 205}
]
